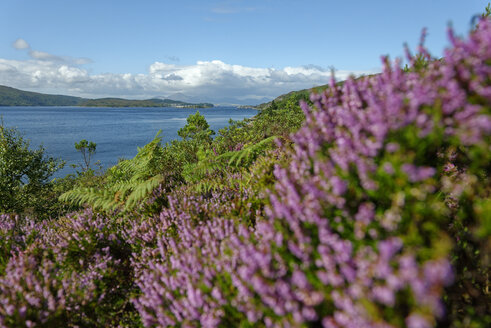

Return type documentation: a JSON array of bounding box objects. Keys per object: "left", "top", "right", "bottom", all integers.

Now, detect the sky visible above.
[{"left": 0, "top": 0, "right": 487, "bottom": 105}]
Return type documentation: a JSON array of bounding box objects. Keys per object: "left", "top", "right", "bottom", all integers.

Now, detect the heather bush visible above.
[
  {"left": 134, "top": 19, "right": 490, "bottom": 327},
  {"left": 130, "top": 152, "right": 290, "bottom": 326},
  {"left": 0, "top": 215, "right": 46, "bottom": 274},
  {"left": 53, "top": 210, "right": 137, "bottom": 326},
  {"left": 0, "top": 250, "right": 98, "bottom": 327},
  {"left": 133, "top": 213, "right": 244, "bottom": 327},
  {"left": 0, "top": 210, "right": 138, "bottom": 327}
]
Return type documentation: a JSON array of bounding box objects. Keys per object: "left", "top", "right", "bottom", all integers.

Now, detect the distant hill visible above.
[
  {"left": 255, "top": 74, "right": 378, "bottom": 111},
  {"left": 0, "top": 85, "right": 213, "bottom": 108},
  {"left": 0, "top": 85, "right": 85, "bottom": 106},
  {"left": 79, "top": 98, "right": 214, "bottom": 108},
  {"left": 255, "top": 83, "right": 330, "bottom": 111}
]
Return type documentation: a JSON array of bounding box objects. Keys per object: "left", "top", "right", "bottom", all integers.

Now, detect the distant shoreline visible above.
[
  {"left": 0, "top": 105, "right": 214, "bottom": 109},
  {"left": 0, "top": 105, "right": 259, "bottom": 110},
  {"left": 0, "top": 85, "right": 214, "bottom": 108}
]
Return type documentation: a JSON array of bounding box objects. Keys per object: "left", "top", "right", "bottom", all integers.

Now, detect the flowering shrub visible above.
[
  {"left": 0, "top": 215, "right": 47, "bottom": 273},
  {"left": 133, "top": 214, "right": 242, "bottom": 327},
  {"left": 0, "top": 210, "right": 137, "bottom": 327},
  {"left": 0, "top": 250, "right": 103, "bottom": 327},
  {"left": 134, "top": 19, "right": 490, "bottom": 327}
]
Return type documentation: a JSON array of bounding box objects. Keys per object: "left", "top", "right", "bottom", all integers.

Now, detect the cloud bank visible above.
[{"left": 1, "top": 40, "right": 379, "bottom": 105}]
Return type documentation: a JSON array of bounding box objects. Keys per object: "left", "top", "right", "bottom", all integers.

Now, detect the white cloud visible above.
[
  {"left": 11, "top": 38, "right": 93, "bottom": 67},
  {"left": 28, "top": 50, "right": 92, "bottom": 66},
  {"left": 29, "top": 50, "right": 63, "bottom": 62},
  {"left": 13, "top": 38, "right": 30, "bottom": 50},
  {"left": 0, "top": 45, "right": 379, "bottom": 104}
]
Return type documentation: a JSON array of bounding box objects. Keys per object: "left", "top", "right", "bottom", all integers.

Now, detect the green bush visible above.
[{"left": 0, "top": 122, "right": 63, "bottom": 219}]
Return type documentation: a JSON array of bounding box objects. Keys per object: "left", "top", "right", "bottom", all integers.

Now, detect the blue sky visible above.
[{"left": 0, "top": 0, "right": 487, "bottom": 104}]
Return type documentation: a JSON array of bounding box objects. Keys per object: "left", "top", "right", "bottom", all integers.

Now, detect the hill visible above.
[
  {"left": 255, "top": 84, "right": 330, "bottom": 111},
  {"left": 0, "top": 85, "right": 213, "bottom": 108},
  {"left": 0, "top": 85, "right": 85, "bottom": 106},
  {"left": 255, "top": 73, "right": 379, "bottom": 111},
  {"left": 79, "top": 98, "right": 213, "bottom": 108}
]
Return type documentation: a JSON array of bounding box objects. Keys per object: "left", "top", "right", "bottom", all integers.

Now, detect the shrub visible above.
[
  {"left": 134, "top": 19, "right": 490, "bottom": 327},
  {"left": 0, "top": 123, "right": 63, "bottom": 218},
  {"left": 0, "top": 210, "right": 137, "bottom": 327}
]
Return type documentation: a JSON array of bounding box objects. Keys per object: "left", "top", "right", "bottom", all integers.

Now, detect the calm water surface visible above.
[{"left": 0, "top": 106, "right": 257, "bottom": 177}]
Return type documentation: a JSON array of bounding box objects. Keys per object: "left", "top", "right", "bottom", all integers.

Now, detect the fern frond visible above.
[
  {"left": 218, "top": 136, "right": 277, "bottom": 168},
  {"left": 59, "top": 132, "right": 165, "bottom": 213},
  {"left": 126, "top": 174, "right": 164, "bottom": 209}
]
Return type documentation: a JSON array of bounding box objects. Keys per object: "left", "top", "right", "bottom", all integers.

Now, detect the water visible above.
[{"left": 0, "top": 106, "right": 257, "bottom": 177}]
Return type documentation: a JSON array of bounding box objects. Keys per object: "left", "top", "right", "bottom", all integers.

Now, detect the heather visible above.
[{"left": 0, "top": 17, "right": 490, "bottom": 328}]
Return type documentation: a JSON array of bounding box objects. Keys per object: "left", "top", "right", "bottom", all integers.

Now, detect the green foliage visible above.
[
  {"left": 212, "top": 119, "right": 253, "bottom": 154},
  {"left": 438, "top": 147, "right": 491, "bottom": 327},
  {"left": 60, "top": 132, "right": 165, "bottom": 213},
  {"left": 181, "top": 148, "right": 225, "bottom": 185},
  {"left": 59, "top": 112, "right": 222, "bottom": 214},
  {"left": 175, "top": 91, "right": 306, "bottom": 198},
  {"left": 255, "top": 86, "right": 315, "bottom": 111},
  {"left": 172, "top": 110, "right": 216, "bottom": 164},
  {"left": 482, "top": 3, "right": 491, "bottom": 18},
  {"left": 213, "top": 99, "right": 303, "bottom": 157},
  {"left": 178, "top": 110, "right": 215, "bottom": 141},
  {"left": 255, "top": 105, "right": 305, "bottom": 138},
  {"left": 74, "top": 139, "right": 97, "bottom": 172},
  {"left": 218, "top": 136, "right": 278, "bottom": 168},
  {"left": 181, "top": 136, "right": 277, "bottom": 195},
  {"left": 0, "top": 122, "right": 63, "bottom": 218}
]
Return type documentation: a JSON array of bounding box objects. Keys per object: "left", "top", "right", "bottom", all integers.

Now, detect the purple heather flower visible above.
[{"left": 406, "top": 313, "right": 432, "bottom": 328}]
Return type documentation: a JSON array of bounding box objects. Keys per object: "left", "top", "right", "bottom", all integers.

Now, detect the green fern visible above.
[
  {"left": 189, "top": 171, "right": 253, "bottom": 194},
  {"left": 182, "top": 148, "right": 227, "bottom": 184},
  {"left": 180, "top": 136, "right": 278, "bottom": 194},
  {"left": 218, "top": 136, "right": 277, "bottom": 168},
  {"left": 59, "top": 132, "right": 165, "bottom": 213}
]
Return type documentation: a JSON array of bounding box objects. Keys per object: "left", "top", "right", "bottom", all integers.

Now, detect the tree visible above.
[
  {"left": 176, "top": 111, "right": 215, "bottom": 164},
  {"left": 177, "top": 111, "right": 215, "bottom": 142},
  {"left": 74, "top": 139, "right": 97, "bottom": 172},
  {"left": 0, "top": 122, "right": 63, "bottom": 216}
]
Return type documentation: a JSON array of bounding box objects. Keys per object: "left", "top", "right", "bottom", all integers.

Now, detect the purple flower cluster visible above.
[
  {"left": 134, "top": 19, "right": 490, "bottom": 327},
  {"left": 0, "top": 215, "right": 47, "bottom": 256},
  {"left": 0, "top": 210, "right": 133, "bottom": 326},
  {"left": 130, "top": 188, "right": 259, "bottom": 326},
  {"left": 0, "top": 250, "right": 103, "bottom": 327},
  {"left": 134, "top": 214, "right": 240, "bottom": 327}
]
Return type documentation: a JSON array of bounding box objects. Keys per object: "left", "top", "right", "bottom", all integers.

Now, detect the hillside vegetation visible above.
[
  {"left": 0, "top": 85, "right": 213, "bottom": 108},
  {"left": 255, "top": 84, "right": 328, "bottom": 110},
  {"left": 0, "top": 85, "right": 84, "bottom": 106},
  {"left": 0, "top": 15, "right": 490, "bottom": 328}
]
